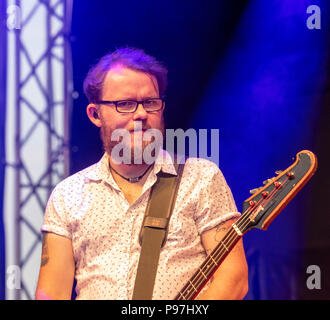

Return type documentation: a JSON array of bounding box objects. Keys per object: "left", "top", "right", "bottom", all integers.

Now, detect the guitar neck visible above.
[
  {"left": 174, "top": 150, "right": 317, "bottom": 300},
  {"left": 175, "top": 223, "right": 242, "bottom": 300}
]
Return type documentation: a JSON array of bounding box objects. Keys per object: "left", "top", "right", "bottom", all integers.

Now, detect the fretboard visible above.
[{"left": 174, "top": 224, "right": 242, "bottom": 300}]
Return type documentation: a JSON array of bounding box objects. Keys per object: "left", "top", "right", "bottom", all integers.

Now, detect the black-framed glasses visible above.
[{"left": 96, "top": 98, "right": 164, "bottom": 113}]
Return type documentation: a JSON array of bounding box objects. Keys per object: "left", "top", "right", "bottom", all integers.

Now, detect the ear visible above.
[{"left": 86, "top": 104, "right": 102, "bottom": 127}]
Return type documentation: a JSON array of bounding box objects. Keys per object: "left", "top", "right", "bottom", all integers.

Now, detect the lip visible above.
[{"left": 129, "top": 129, "right": 147, "bottom": 133}]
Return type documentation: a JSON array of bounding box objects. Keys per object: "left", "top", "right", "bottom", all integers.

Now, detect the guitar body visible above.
[{"left": 175, "top": 150, "right": 317, "bottom": 300}]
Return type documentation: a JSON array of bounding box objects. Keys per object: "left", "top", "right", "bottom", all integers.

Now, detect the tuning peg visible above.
[
  {"left": 263, "top": 177, "right": 276, "bottom": 185},
  {"left": 249, "top": 187, "right": 262, "bottom": 194},
  {"left": 275, "top": 170, "right": 283, "bottom": 175},
  {"left": 287, "top": 171, "right": 295, "bottom": 179}
]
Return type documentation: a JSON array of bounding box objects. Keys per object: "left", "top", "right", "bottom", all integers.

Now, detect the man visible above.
[{"left": 35, "top": 47, "right": 248, "bottom": 300}]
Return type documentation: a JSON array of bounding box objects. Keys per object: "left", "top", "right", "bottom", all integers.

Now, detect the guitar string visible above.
[
  {"left": 177, "top": 196, "right": 268, "bottom": 300},
  {"left": 178, "top": 187, "right": 280, "bottom": 300},
  {"left": 177, "top": 218, "right": 255, "bottom": 300},
  {"left": 178, "top": 177, "right": 290, "bottom": 300},
  {"left": 176, "top": 202, "right": 262, "bottom": 300},
  {"left": 184, "top": 177, "right": 290, "bottom": 300},
  {"left": 185, "top": 178, "right": 289, "bottom": 299}
]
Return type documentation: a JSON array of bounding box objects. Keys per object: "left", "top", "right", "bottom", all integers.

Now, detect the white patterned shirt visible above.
[{"left": 41, "top": 151, "right": 240, "bottom": 300}]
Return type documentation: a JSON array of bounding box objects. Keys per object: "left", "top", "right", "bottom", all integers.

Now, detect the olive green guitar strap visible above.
[{"left": 132, "top": 161, "right": 185, "bottom": 300}]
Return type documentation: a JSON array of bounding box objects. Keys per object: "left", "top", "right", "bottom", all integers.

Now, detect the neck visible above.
[{"left": 109, "top": 156, "right": 153, "bottom": 183}]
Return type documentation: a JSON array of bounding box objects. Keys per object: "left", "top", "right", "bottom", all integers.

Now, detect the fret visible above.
[
  {"left": 232, "top": 223, "right": 243, "bottom": 236},
  {"left": 221, "top": 240, "right": 229, "bottom": 252},
  {"left": 179, "top": 291, "right": 186, "bottom": 299},
  {"left": 189, "top": 280, "right": 198, "bottom": 292},
  {"left": 209, "top": 255, "right": 218, "bottom": 266},
  {"left": 199, "top": 268, "right": 208, "bottom": 279}
]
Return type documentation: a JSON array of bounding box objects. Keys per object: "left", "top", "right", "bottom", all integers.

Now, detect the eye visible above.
[
  {"left": 117, "top": 101, "right": 135, "bottom": 108},
  {"left": 144, "top": 99, "right": 157, "bottom": 106},
  {"left": 144, "top": 99, "right": 162, "bottom": 110},
  {"left": 116, "top": 100, "right": 137, "bottom": 112}
]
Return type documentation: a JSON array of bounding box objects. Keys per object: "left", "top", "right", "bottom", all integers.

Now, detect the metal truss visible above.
[{"left": 7, "top": 0, "right": 73, "bottom": 299}]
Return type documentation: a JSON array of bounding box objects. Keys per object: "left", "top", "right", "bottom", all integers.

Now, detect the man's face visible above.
[{"left": 97, "top": 65, "right": 165, "bottom": 164}]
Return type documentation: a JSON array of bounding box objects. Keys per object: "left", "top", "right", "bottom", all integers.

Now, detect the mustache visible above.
[
  {"left": 128, "top": 122, "right": 152, "bottom": 132},
  {"left": 128, "top": 127, "right": 149, "bottom": 132}
]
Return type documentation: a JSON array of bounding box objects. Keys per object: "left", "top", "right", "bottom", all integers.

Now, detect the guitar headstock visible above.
[{"left": 239, "top": 150, "right": 317, "bottom": 233}]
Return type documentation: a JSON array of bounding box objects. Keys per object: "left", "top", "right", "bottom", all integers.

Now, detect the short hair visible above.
[{"left": 83, "top": 47, "right": 168, "bottom": 103}]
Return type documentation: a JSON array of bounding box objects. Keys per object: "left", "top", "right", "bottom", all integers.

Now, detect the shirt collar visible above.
[{"left": 85, "top": 153, "right": 114, "bottom": 185}]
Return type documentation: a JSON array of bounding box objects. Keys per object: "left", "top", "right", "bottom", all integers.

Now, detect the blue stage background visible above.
[{"left": 69, "top": 0, "right": 330, "bottom": 299}]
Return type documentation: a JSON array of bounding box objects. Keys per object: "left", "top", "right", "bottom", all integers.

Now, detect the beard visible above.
[{"left": 100, "top": 118, "right": 165, "bottom": 165}]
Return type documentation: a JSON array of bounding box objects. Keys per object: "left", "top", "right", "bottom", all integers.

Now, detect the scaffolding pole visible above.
[{"left": 6, "top": 0, "right": 73, "bottom": 299}]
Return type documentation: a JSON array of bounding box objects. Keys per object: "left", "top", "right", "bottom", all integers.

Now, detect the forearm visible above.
[
  {"left": 35, "top": 288, "right": 64, "bottom": 300},
  {"left": 196, "top": 270, "right": 248, "bottom": 300},
  {"left": 35, "top": 282, "right": 73, "bottom": 300},
  {"left": 199, "top": 220, "right": 249, "bottom": 300}
]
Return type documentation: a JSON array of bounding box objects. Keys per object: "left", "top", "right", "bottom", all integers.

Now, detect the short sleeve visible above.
[
  {"left": 41, "top": 185, "right": 72, "bottom": 239},
  {"left": 194, "top": 161, "right": 240, "bottom": 235}
]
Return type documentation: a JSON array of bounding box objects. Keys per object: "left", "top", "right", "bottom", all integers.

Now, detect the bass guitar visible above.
[{"left": 175, "top": 150, "right": 317, "bottom": 300}]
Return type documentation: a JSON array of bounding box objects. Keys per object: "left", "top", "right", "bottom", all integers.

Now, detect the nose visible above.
[{"left": 133, "top": 102, "right": 148, "bottom": 121}]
